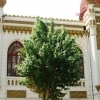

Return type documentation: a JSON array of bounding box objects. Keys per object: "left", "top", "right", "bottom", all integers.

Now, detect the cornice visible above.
[
  {"left": 0, "top": 16, "right": 84, "bottom": 37},
  {"left": 3, "top": 25, "right": 84, "bottom": 37},
  {"left": 0, "top": 0, "right": 6, "bottom": 8},
  {"left": 5, "top": 14, "right": 80, "bottom": 22},
  {"left": 4, "top": 20, "right": 34, "bottom": 25},
  {"left": 3, "top": 19, "right": 83, "bottom": 28}
]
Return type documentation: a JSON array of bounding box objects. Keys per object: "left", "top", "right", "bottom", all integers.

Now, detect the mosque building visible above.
[{"left": 0, "top": 0, "right": 100, "bottom": 100}]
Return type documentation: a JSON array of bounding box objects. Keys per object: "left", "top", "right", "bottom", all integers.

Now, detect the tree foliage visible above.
[{"left": 16, "top": 18, "right": 83, "bottom": 100}]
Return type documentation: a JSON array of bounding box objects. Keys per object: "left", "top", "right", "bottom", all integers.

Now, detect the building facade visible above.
[{"left": 0, "top": 0, "right": 100, "bottom": 100}]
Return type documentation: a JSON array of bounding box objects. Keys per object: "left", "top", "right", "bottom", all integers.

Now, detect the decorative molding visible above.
[
  {"left": 3, "top": 25, "right": 84, "bottom": 36},
  {"left": 1, "top": 18, "right": 84, "bottom": 36},
  {"left": 2, "top": 19, "right": 84, "bottom": 36},
  {"left": 0, "top": 0, "right": 6, "bottom": 7},
  {"left": 5, "top": 14, "right": 79, "bottom": 22},
  {"left": 7, "top": 90, "right": 26, "bottom": 98},
  {"left": 57, "top": 24, "right": 83, "bottom": 29},
  {"left": 4, "top": 20, "right": 34, "bottom": 25},
  {"left": 67, "top": 30, "right": 84, "bottom": 37},
  {"left": 3, "top": 26, "right": 32, "bottom": 33},
  {"left": 3, "top": 20, "right": 83, "bottom": 29},
  {"left": 70, "top": 91, "right": 87, "bottom": 98},
  {"left": 95, "top": 11, "right": 100, "bottom": 14}
]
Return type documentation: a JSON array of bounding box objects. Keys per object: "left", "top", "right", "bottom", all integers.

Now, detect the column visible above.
[
  {"left": 0, "top": 9, "right": 3, "bottom": 88},
  {"left": 85, "top": 4, "right": 100, "bottom": 100}
]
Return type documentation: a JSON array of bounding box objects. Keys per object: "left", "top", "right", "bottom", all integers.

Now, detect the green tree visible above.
[{"left": 16, "top": 18, "right": 83, "bottom": 100}]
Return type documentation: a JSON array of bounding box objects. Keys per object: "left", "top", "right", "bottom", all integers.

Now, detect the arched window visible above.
[
  {"left": 80, "top": 50, "right": 84, "bottom": 78},
  {"left": 7, "top": 41, "right": 23, "bottom": 76}
]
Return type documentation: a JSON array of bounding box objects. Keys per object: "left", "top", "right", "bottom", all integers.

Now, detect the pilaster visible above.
[{"left": 0, "top": 0, "right": 6, "bottom": 88}]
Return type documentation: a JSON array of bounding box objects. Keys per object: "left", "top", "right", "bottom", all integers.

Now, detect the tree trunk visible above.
[{"left": 45, "top": 85, "right": 49, "bottom": 100}]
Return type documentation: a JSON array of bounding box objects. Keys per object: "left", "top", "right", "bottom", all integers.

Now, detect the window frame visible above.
[{"left": 7, "top": 41, "right": 23, "bottom": 76}]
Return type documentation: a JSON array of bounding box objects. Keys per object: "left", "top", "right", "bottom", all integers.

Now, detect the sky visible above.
[{"left": 4, "top": 0, "right": 81, "bottom": 20}]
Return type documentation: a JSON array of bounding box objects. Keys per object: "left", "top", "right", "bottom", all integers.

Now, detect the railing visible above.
[
  {"left": 7, "top": 77, "right": 86, "bottom": 87},
  {"left": 7, "top": 77, "right": 26, "bottom": 86},
  {"left": 78, "top": 78, "right": 85, "bottom": 87}
]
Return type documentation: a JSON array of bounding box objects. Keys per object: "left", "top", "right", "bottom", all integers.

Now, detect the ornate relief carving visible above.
[
  {"left": 95, "top": 2, "right": 100, "bottom": 7},
  {"left": 0, "top": 0, "right": 6, "bottom": 7},
  {"left": 2, "top": 18, "right": 84, "bottom": 36},
  {"left": 7, "top": 90, "right": 26, "bottom": 98},
  {"left": 67, "top": 30, "right": 84, "bottom": 37},
  {"left": 93, "top": 20, "right": 96, "bottom": 25},
  {"left": 87, "top": 20, "right": 96, "bottom": 26},
  {"left": 3, "top": 26, "right": 32, "bottom": 33},
  {"left": 70, "top": 91, "right": 87, "bottom": 98},
  {"left": 89, "top": 20, "right": 93, "bottom": 25},
  {"left": 96, "top": 25, "right": 100, "bottom": 50},
  {"left": 96, "top": 16, "right": 100, "bottom": 23},
  {"left": 85, "top": 0, "right": 94, "bottom": 4},
  {"left": 3, "top": 25, "right": 84, "bottom": 36},
  {"left": 3, "top": 19, "right": 84, "bottom": 36},
  {"left": 89, "top": 8, "right": 95, "bottom": 13}
]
